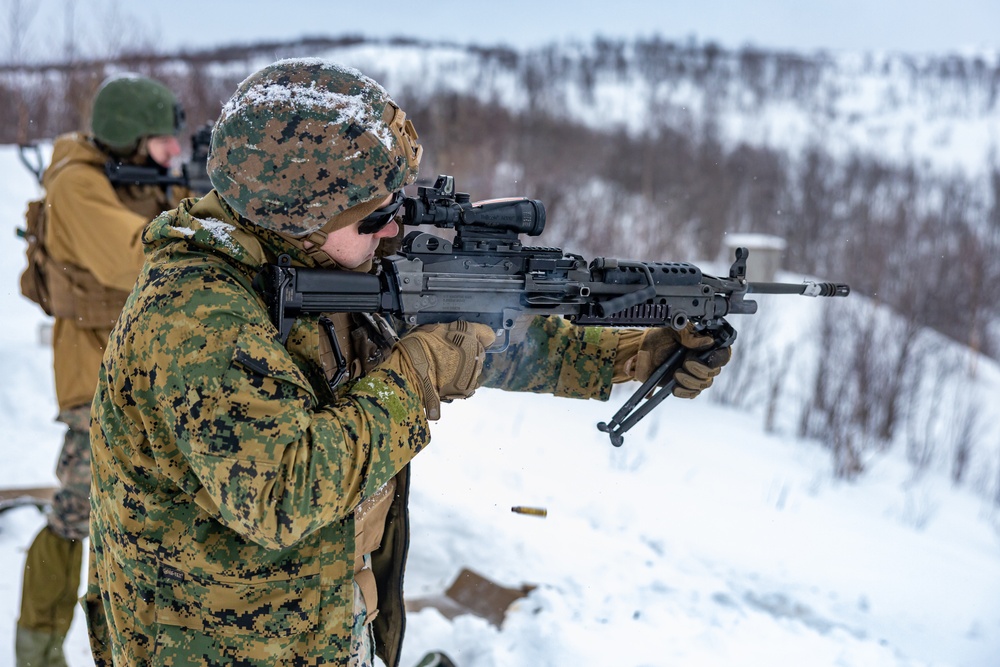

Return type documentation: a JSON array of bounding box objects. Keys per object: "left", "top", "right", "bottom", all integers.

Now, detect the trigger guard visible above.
[{"left": 486, "top": 328, "right": 510, "bottom": 353}]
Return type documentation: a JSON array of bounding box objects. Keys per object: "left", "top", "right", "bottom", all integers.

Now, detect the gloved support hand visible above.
[
  {"left": 395, "top": 321, "right": 497, "bottom": 419},
  {"left": 623, "top": 325, "right": 732, "bottom": 399}
]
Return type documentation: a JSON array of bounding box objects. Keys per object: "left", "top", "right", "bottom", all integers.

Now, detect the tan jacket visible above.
[{"left": 42, "top": 133, "right": 179, "bottom": 410}]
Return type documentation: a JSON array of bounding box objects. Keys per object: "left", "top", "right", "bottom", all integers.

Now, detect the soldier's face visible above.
[
  {"left": 147, "top": 135, "right": 182, "bottom": 168},
  {"left": 320, "top": 193, "right": 399, "bottom": 269}
]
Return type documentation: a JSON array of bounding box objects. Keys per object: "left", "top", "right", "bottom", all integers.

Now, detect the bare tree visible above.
[
  {"left": 5, "top": 0, "right": 41, "bottom": 142},
  {"left": 903, "top": 353, "right": 956, "bottom": 473},
  {"left": 4, "top": 0, "right": 40, "bottom": 65},
  {"left": 949, "top": 391, "right": 981, "bottom": 486},
  {"left": 763, "top": 345, "right": 794, "bottom": 435},
  {"left": 995, "top": 447, "right": 1000, "bottom": 508}
]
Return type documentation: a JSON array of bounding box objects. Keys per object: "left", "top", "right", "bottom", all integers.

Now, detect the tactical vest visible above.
[
  {"left": 46, "top": 258, "right": 131, "bottom": 328},
  {"left": 18, "top": 199, "right": 51, "bottom": 314},
  {"left": 19, "top": 197, "right": 131, "bottom": 327}
]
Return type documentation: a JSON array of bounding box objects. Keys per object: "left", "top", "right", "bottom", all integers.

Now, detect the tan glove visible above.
[
  {"left": 622, "top": 325, "right": 732, "bottom": 399},
  {"left": 395, "top": 321, "right": 497, "bottom": 420}
]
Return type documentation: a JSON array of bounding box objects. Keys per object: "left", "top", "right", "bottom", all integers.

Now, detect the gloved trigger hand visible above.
[{"left": 395, "top": 321, "right": 497, "bottom": 420}]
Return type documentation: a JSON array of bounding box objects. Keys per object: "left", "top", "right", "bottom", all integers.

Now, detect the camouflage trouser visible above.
[{"left": 49, "top": 405, "right": 92, "bottom": 541}]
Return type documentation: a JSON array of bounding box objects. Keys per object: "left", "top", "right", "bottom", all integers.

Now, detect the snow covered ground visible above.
[{"left": 0, "top": 137, "right": 999, "bottom": 667}]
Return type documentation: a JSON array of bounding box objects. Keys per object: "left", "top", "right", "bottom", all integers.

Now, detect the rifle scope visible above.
[
  {"left": 402, "top": 195, "right": 546, "bottom": 236},
  {"left": 401, "top": 175, "right": 546, "bottom": 236}
]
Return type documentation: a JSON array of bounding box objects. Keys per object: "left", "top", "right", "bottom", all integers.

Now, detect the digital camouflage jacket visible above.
[{"left": 85, "top": 191, "right": 626, "bottom": 667}]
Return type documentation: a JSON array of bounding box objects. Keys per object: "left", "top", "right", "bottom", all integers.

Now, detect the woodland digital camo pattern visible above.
[
  {"left": 85, "top": 190, "right": 426, "bottom": 667},
  {"left": 85, "top": 190, "right": 629, "bottom": 666},
  {"left": 207, "top": 59, "right": 421, "bottom": 237},
  {"left": 480, "top": 317, "right": 620, "bottom": 400},
  {"left": 86, "top": 188, "right": 615, "bottom": 667}
]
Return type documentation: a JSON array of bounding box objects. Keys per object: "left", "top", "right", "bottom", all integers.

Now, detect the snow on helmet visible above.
[
  {"left": 91, "top": 74, "right": 183, "bottom": 153},
  {"left": 207, "top": 58, "right": 422, "bottom": 237}
]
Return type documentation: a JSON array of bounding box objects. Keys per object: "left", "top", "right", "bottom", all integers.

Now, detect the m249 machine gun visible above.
[{"left": 260, "top": 175, "right": 849, "bottom": 445}]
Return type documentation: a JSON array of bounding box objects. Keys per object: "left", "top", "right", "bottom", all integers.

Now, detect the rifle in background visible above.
[{"left": 104, "top": 121, "right": 214, "bottom": 194}]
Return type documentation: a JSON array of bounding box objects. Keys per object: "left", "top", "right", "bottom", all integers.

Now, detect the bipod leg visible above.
[
  {"left": 597, "top": 348, "right": 685, "bottom": 446},
  {"left": 597, "top": 320, "right": 737, "bottom": 446}
]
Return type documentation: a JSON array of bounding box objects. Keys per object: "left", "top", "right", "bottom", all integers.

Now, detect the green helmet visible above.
[
  {"left": 207, "top": 58, "right": 422, "bottom": 237},
  {"left": 91, "top": 74, "right": 183, "bottom": 152}
]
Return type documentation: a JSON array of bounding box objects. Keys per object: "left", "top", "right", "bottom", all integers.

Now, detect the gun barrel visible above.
[{"left": 749, "top": 281, "right": 850, "bottom": 297}]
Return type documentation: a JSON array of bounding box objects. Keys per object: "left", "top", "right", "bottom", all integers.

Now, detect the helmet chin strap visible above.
[
  {"left": 274, "top": 228, "right": 341, "bottom": 268},
  {"left": 300, "top": 228, "right": 339, "bottom": 268},
  {"left": 309, "top": 249, "right": 340, "bottom": 268}
]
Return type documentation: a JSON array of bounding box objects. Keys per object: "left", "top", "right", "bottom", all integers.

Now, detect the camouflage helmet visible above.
[
  {"left": 91, "top": 74, "right": 184, "bottom": 152},
  {"left": 207, "top": 58, "right": 422, "bottom": 237}
]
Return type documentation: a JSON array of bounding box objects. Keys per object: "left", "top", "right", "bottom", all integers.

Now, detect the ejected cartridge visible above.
[{"left": 511, "top": 506, "right": 547, "bottom": 518}]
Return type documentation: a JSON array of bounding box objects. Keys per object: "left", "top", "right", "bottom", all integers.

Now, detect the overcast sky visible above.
[{"left": 10, "top": 0, "right": 1000, "bottom": 60}]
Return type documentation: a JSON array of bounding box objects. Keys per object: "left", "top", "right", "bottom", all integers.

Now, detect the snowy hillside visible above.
[
  {"left": 197, "top": 39, "right": 1000, "bottom": 177},
  {"left": 1, "top": 140, "right": 999, "bottom": 667}
]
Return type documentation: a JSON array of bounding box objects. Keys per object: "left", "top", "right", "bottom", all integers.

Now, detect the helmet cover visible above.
[{"left": 208, "top": 58, "right": 422, "bottom": 236}]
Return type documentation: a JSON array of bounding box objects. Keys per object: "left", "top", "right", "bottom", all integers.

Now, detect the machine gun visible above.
[
  {"left": 104, "top": 121, "right": 214, "bottom": 194},
  {"left": 259, "top": 175, "right": 850, "bottom": 445}
]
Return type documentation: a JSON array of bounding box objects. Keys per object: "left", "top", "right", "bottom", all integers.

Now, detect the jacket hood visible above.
[
  {"left": 142, "top": 190, "right": 315, "bottom": 271},
  {"left": 42, "top": 133, "right": 106, "bottom": 189}
]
